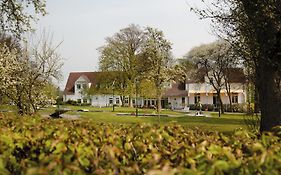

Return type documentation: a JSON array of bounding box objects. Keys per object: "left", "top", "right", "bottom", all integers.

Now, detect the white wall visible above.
[
  {"left": 168, "top": 97, "right": 187, "bottom": 109},
  {"left": 187, "top": 92, "right": 246, "bottom": 105}
]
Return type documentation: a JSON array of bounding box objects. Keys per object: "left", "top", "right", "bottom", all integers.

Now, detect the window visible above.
[
  {"left": 83, "top": 99, "right": 88, "bottom": 103},
  {"left": 82, "top": 84, "right": 87, "bottom": 89},
  {"left": 182, "top": 97, "right": 185, "bottom": 104},
  {"left": 194, "top": 93, "right": 200, "bottom": 104},
  {"left": 77, "top": 99, "right": 81, "bottom": 103},
  {"left": 213, "top": 94, "right": 218, "bottom": 106},
  {"left": 109, "top": 98, "right": 113, "bottom": 104},
  {"left": 116, "top": 98, "right": 120, "bottom": 104},
  {"left": 77, "top": 84, "right": 81, "bottom": 90},
  {"left": 232, "top": 93, "right": 238, "bottom": 104},
  {"left": 125, "top": 97, "right": 129, "bottom": 104}
]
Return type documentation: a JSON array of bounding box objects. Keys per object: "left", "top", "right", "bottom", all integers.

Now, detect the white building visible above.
[
  {"left": 63, "top": 72, "right": 122, "bottom": 107},
  {"left": 64, "top": 68, "right": 247, "bottom": 110},
  {"left": 64, "top": 72, "right": 163, "bottom": 108},
  {"left": 163, "top": 68, "right": 247, "bottom": 110}
]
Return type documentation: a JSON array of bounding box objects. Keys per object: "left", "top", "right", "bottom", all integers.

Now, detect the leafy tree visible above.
[
  {"left": 139, "top": 79, "right": 157, "bottom": 99},
  {"left": 98, "top": 24, "right": 144, "bottom": 107},
  {"left": 140, "top": 27, "right": 173, "bottom": 114},
  {"left": 86, "top": 71, "right": 129, "bottom": 107},
  {"left": 173, "top": 58, "right": 196, "bottom": 83},
  {"left": 0, "top": 0, "right": 46, "bottom": 37},
  {"left": 43, "top": 83, "right": 61, "bottom": 105},
  {"left": 191, "top": 0, "right": 281, "bottom": 131}
]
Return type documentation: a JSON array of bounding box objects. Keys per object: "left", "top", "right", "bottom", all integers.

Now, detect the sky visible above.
[{"left": 35, "top": 0, "right": 216, "bottom": 88}]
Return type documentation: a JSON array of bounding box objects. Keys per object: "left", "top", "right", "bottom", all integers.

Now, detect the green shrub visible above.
[
  {"left": 0, "top": 114, "right": 280, "bottom": 174},
  {"left": 65, "top": 99, "right": 78, "bottom": 105}
]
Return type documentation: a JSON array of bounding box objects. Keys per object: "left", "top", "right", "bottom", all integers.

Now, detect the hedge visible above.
[{"left": 0, "top": 114, "right": 280, "bottom": 174}]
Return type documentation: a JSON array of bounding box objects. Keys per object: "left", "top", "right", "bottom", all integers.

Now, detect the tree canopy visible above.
[
  {"left": 0, "top": 0, "right": 46, "bottom": 37},
  {"left": 98, "top": 25, "right": 174, "bottom": 109},
  {"left": 140, "top": 27, "right": 173, "bottom": 112},
  {"left": 98, "top": 24, "right": 144, "bottom": 106}
]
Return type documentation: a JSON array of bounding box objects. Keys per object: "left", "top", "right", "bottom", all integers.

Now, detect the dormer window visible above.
[
  {"left": 82, "top": 84, "right": 87, "bottom": 89},
  {"left": 77, "top": 84, "right": 81, "bottom": 90}
]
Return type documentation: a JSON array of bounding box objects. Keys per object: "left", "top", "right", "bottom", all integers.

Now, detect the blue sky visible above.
[{"left": 35, "top": 0, "right": 216, "bottom": 88}]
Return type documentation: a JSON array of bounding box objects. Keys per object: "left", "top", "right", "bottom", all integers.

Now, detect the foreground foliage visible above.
[{"left": 0, "top": 115, "right": 280, "bottom": 175}]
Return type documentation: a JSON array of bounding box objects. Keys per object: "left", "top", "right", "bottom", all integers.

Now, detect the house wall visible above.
[
  {"left": 187, "top": 92, "right": 246, "bottom": 105},
  {"left": 168, "top": 97, "right": 187, "bottom": 109},
  {"left": 186, "top": 82, "right": 246, "bottom": 105},
  {"left": 238, "top": 93, "right": 246, "bottom": 104},
  {"left": 91, "top": 95, "right": 123, "bottom": 107}
]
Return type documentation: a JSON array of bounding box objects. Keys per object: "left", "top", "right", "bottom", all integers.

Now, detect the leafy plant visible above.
[{"left": 0, "top": 114, "right": 280, "bottom": 174}]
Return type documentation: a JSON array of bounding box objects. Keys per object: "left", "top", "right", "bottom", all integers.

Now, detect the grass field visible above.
[
  {"left": 38, "top": 105, "right": 249, "bottom": 134},
  {"left": 0, "top": 104, "right": 250, "bottom": 133}
]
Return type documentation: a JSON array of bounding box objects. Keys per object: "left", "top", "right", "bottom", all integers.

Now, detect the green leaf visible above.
[{"left": 78, "top": 157, "right": 90, "bottom": 167}]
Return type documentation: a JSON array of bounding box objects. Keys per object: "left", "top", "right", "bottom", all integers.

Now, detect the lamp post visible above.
[
  {"left": 135, "top": 78, "right": 139, "bottom": 117},
  {"left": 57, "top": 86, "right": 60, "bottom": 112},
  {"left": 112, "top": 80, "right": 115, "bottom": 112}
]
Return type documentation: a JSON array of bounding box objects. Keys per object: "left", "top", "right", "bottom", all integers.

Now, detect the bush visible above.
[
  {"left": 65, "top": 99, "right": 78, "bottom": 105},
  {"left": 189, "top": 104, "right": 214, "bottom": 111},
  {"left": 224, "top": 104, "right": 245, "bottom": 113},
  {"left": 189, "top": 104, "right": 196, "bottom": 110},
  {"left": 0, "top": 114, "right": 280, "bottom": 174},
  {"left": 188, "top": 104, "right": 246, "bottom": 113},
  {"left": 80, "top": 103, "right": 91, "bottom": 106}
]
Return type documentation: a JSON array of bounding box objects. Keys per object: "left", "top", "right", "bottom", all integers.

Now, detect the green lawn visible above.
[
  {"left": 0, "top": 104, "right": 16, "bottom": 111},
  {"left": 41, "top": 105, "right": 248, "bottom": 134},
  {"left": 0, "top": 104, "right": 249, "bottom": 133}
]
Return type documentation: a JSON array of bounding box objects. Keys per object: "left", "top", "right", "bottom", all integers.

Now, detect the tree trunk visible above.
[
  {"left": 257, "top": 66, "right": 281, "bottom": 132},
  {"left": 17, "top": 102, "right": 24, "bottom": 115},
  {"left": 225, "top": 83, "right": 232, "bottom": 112},
  {"left": 157, "top": 94, "right": 162, "bottom": 112},
  {"left": 217, "top": 91, "right": 224, "bottom": 116},
  {"left": 226, "top": 82, "right": 232, "bottom": 112},
  {"left": 120, "top": 95, "right": 125, "bottom": 107},
  {"left": 129, "top": 96, "right": 133, "bottom": 107},
  {"left": 156, "top": 88, "right": 162, "bottom": 119},
  {"left": 254, "top": 86, "right": 260, "bottom": 113}
]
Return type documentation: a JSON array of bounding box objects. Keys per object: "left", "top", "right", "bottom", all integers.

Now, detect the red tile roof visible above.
[
  {"left": 226, "top": 68, "right": 246, "bottom": 83},
  {"left": 186, "top": 68, "right": 246, "bottom": 84},
  {"left": 64, "top": 72, "right": 102, "bottom": 95},
  {"left": 163, "top": 82, "right": 188, "bottom": 97}
]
